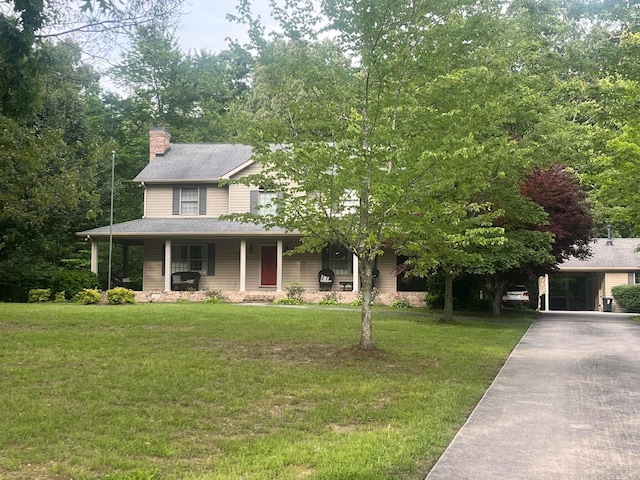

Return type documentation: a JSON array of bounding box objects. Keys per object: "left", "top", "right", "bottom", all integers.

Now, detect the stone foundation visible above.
[{"left": 134, "top": 290, "right": 426, "bottom": 307}]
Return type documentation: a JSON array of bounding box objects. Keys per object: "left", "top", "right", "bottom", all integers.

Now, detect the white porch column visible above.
[
  {"left": 90, "top": 239, "right": 99, "bottom": 275},
  {"left": 164, "top": 240, "right": 172, "bottom": 292},
  {"left": 240, "top": 240, "right": 247, "bottom": 292},
  {"left": 352, "top": 254, "right": 359, "bottom": 291},
  {"left": 276, "top": 240, "right": 283, "bottom": 292},
  {"left": 545, "top": 273, "right": 550, "bottom": 311}
]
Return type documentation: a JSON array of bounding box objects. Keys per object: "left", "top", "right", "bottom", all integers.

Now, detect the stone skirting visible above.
[{"left": 134, "top": 290, "right": 426, "bottom": 307}]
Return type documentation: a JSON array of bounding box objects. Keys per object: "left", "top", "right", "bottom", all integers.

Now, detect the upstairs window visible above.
[
  {"left": 250, "top": 188, "right": 281, "bottom": 216},
  {"left": 173, "top": 186, "right": 207, "bottom": 215},
  {"left": 181, "top": 187, "right": 199, "bottom": 215}
]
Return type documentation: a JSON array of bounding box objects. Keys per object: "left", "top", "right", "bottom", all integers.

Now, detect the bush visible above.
[
  {"left": 75, "top": 288, "right": 102, "bottom": 305},
  {"left": 390, "top": 297, "right": 412, "bottom": 309},
  {"left": 273, "top": 297, "right": 303, "bottom": 305},
  {"left": 28, "top": 288, "right": 51, "bottom": 303},
  {"left": 51, "top": 269, "right": 100, "bottom": 300},
  {"left": 54, "top": 291, "right": 67, "bottom": 303},
  {"left": 204, "top": 290, "right": 229, "bottom": 304},
  {"left": 318, "top": 291, "right": 341, "bottom": 305},
  {"left": 107, "top": 287, "right": 136, "bottom": 305},
  {"left": 611, "top": 285, "right": 640, "bottom": 312},
  {"left": 285, "top": 282, "right": 305, "bottom": 301}
]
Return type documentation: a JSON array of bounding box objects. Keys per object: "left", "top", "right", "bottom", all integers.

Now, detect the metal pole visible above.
[{"left": 107, "top": 150, "right": 116, "bottom": 290}]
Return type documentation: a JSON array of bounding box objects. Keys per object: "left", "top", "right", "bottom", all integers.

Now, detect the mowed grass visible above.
[{"left": 0, "top": 303, "right": 531, "bottom": 480}]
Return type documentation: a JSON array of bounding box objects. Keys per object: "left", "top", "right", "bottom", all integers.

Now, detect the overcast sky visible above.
[{"left": 175, "top": 0, "right": 275, "bottom": 53}]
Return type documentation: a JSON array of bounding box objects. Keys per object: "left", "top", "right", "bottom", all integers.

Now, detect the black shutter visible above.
[
  {"left": 172, "top": 188, "right": 180, "bottom": 215},
  {"left": 250, "top": 190, "right": 259, "bottom": 214},
  {"left": 322, "top": 246, "right": 330, "bottom": 269},
  {"left": 207, "top": 243, "right": 215, "bottom": 276},
  {"left": 199, "top": 187, "right": 207, "bottom": 215}
]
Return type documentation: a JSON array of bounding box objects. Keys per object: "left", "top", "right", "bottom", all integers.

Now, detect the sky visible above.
[{"left": 175, "top": 0, "right": 275, "bottom": 53}]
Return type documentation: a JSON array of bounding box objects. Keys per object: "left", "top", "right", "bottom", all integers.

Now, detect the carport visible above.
[{"left": 540, "top": 237, "right": 640, "bottom": 313}]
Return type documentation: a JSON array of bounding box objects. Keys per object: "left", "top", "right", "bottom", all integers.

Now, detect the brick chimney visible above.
[{"left": 149, "top": 127, "right": 171, "bottom": 161}]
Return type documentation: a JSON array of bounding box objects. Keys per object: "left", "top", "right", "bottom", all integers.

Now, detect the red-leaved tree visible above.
[{"left": 520, "top": 164, "right": 593, "bottom": 262}]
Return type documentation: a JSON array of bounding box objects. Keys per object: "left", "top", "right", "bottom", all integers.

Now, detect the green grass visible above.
[{"left": 0, "top": 303, "right": 532, "bottom": 479}]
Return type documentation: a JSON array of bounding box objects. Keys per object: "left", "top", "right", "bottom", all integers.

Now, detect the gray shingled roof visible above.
[
  {"left": 560, "top": 238, "right": 640, "bottom": 270},
  {"left": 134, "top": 144, "right": 254, "bottom": 182},
  {"left": 77, "top": 218, "right": 292, "bottom": 239}
]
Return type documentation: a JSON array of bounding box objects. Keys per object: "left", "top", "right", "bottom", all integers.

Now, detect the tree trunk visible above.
[
  {"left": 490, "top": 278, "right": 508, "bottom": 316},
  {"left": 443, "top": 271, "right": 456, "bottom": 321},
  {"left": 359, "top": 257, "right": 376, "bottom": 350}
]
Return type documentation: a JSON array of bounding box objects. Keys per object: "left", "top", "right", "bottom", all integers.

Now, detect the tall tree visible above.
[
  {"left": 229, "top": 0, "right": 566, "bottom": 348},
  {"left": 0, "top": 0, "right": 185, "bottom": 118}
]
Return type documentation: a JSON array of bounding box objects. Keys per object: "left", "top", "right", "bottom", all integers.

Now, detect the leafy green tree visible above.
[
  {"left": 111, "top": 25, "right": 253, "bottom": 142},
  {"left": 229, "top": 0, "right": 567, "bottom": 348},
  {"left": 0, "top": 0, "right": 185, "bottom": 118}
]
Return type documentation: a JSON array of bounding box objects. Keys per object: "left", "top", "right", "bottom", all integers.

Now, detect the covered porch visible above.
[{"left": 78, "top": 218, "right": 384, "bottom": 294}]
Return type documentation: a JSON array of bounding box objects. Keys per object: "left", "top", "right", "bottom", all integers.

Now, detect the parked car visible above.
[{"left": 501, "top": 285, "right": 530, "bottom": 307}]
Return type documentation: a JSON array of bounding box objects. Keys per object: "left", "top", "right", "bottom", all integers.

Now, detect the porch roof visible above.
[
  {"left": 559, "top": 238, "right": 640, "bottom": 271},
  {"left": 77, "top": 218, "right": 295, "bottom": 240}
]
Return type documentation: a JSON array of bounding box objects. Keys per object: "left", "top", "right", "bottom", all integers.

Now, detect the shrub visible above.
[
  {"left": 285, "top": 282, "right": 305, "bottom": 301},
  {"left": 51, "top": 269, "right": 100, "bottom": 300},
  {"left": 28, "top": 288, "right": 51, "bottom": 303},
  {"left": 273, "top": 297, "right": 303, "bottom": 305},
  {"left": 107, "top": 287, "right": 136, "bottom": 305},
  {"left": 75, "top": 288, "right": 102, "bottom": 305},
  {"left": 54, "top": 291, "right": 67, "bottom": 303},
  {"left": 390, "top": 297, "right": 412, "bottom": 309},
  {"left": 204, "top": 290, "right": 229, "bottom": 304},
  {"left": 318, "top": 291, "right": 341, "bottom": 305},
  {"left": 611, "top": 285, "right": 640, "bottom": 312}
]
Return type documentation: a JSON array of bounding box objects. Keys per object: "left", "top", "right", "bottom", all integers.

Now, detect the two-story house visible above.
[{"left": 78, "top": 128, "right": 403, "bottom": 298}]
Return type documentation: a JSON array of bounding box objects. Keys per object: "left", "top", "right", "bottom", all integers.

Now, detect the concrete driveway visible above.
[{"left": 425, "top": 312, "right": 640, "bottom": 480}]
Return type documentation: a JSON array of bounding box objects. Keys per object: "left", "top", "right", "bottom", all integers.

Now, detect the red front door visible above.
[{"left": 261, "top": 245, "right": 277, "bottom": 286}]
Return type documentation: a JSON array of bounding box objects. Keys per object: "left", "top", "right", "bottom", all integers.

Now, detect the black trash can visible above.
[{"left": 603, "top": 297, "right": 613, "bottom": 312}]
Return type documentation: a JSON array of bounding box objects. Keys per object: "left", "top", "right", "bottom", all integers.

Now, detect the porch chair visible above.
[
  {"left": 171, "top": 271, "right": 201, "bottom": 291},
  {"left": 318, "top": 268, "right": 335, "bottom": 291}
]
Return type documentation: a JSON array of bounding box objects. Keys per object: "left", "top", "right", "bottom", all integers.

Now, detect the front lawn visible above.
[{"left": 0, "top": 303, "right": 531, "bottom": 479}]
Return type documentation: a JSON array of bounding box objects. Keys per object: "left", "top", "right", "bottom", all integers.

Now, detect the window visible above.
[
  {"left": 329, "top": 244, "right": 352, "bottom": 275},
  {"left": 172, "top": 245, "right": 203, "bottom": 273},
  {"left": 635, "top": 272, "right": 640, "bottom": 284},
  {"left": 251, "top": 188, "right": 280, "bottom": 216},
  {"left": 163, "top": 243, "right": 215, "bottom": 276},
  {"left": 259, "top": 188, "right": 278, "bottom": 216},
  {"left": 181, "top": 187, "right": 199, "bottom": 215},
  {"left": 173, "top": 186, "right": 206, "bottom": 215}
]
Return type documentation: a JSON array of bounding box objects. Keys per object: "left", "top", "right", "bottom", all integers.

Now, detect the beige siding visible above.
[
  {"left": 605, "top": 272, "right": 629, "bottom": 297},
  {"left": 283, "top": 252, "right": 322, "bottom": 291},
  {"left": 143, "top": 241, "right": 165, "bottom": 291},
  {"left": 145, "top": 186, "right": 173, "bottom": 217},
  {"left": 605, "top": 272, "right": 629, "bottom": 312},
  {"left": 145, "top": 184, "right": 229, "bottom": 217},
  {"left": 199, "top": 240, "right": 241, "bottom": 290},
  {"left": 228, "top": 184, "right": 252, "bottom": 214},
  {"left": 207, "top": 185, "right": 229, "bottom": 217},
  {"left": 375, "top": 249, "right": 397, "bottom": 292},
  {"left": 228, "top": 162, "right": 263, "bottom": 213}
]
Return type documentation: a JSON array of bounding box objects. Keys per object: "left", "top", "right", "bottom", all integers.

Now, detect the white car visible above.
[{"left": 501, "top": 285, "right": 530, "bottom": 307}]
